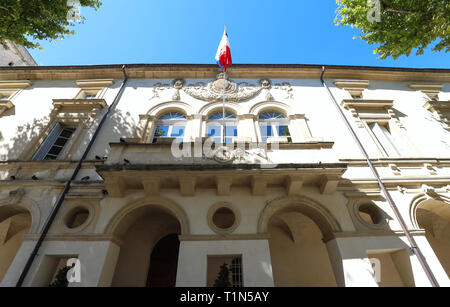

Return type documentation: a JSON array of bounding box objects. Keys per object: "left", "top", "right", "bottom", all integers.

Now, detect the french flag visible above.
[{"left": 215, "top": 27, "right": 232, "bottom": 72}]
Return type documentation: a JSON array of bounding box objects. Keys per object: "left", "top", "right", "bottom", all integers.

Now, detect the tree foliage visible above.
[
  {"left": 0, "top": 0, "right": 101, "bottom": 49},
  {"left": 213, "top": 263, "right": 231, "bottom": 287},
  {"left": 335, "top": 0, "right": 450, "bottom": 59},
  {"left": 49, "top": 266, "right": 71, "bottom": 287}
]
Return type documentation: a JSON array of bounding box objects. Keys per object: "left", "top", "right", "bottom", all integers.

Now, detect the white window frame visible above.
[
  {"left": 32, "top": 123, "right": 77, "bottom": 160},
  {"left": 365, "top": 121, "right": 409, "bottom": 157},
  {"left": 206, "top": 111, "right": 238, "bottom": 143},
  {"left": 151, "top": 112, "right": 187, "bottom": 143},
  {"left": 258, "top": 111, "right": 291, "bottom": 142}
]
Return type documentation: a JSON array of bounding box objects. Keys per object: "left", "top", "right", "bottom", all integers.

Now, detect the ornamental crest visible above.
[{"left": 151, "top": 74, "right": 293, "bottom": 102}]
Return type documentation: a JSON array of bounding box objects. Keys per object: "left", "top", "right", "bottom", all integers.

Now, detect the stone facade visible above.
[
  {"left": 0, "top": 40, "right": 37, "bottom": 67},
  {"left": 0, "top": 64, "right": 449, "bottom": 287}
]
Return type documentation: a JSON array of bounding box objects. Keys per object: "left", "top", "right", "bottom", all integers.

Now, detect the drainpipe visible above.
[
  {"left": 16, "top": 65, "right": 129, "bottom": 287},
  {"left": 320, "top": 66, "right": 439, "bottom": 287}
]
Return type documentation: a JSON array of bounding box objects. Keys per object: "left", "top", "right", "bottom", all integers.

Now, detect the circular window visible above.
[
  {"left": 213, "top": 207, "right": 235, "bottom": 229},
  {"left": 358, "top": 204, "right": 384, "bottom": 225},
  {"left": 208, "top": 203, "right": 240, "bottom": 234},
  {"left": 65, "top": 207, "right": 90, "bottom": 229}
]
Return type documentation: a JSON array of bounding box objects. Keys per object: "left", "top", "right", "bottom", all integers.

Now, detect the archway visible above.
[
  {"left": 0, "top": 205, "right": 32, "bottom": 282},
  {"left": 110, "top": 203, "right": 183, "bottom": 287},
  {"left": 147, "top": 234, "right": 180, "bottom": 287},
  {"left": 259, "top": 196, "right": 341, "bottom": 287},
  {"left": 414, "top": 198, "right": 450, "bottom": 278}
]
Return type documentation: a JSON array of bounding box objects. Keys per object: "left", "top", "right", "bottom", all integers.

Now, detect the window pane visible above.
[
  {"left": 60, "top": 128, "right": 76, "bottom": 138},
  {"left": 259, "top": 111, "right": 286, "bottom": 120},
  {"left": 225, "top": 126, "right": 237, "bottom": 137},
  {"left": 54, "top": 138, "right": 68, "bottom": 147},
  {"left": 260, "top": 125, "right": 273, "bottom": 142},
  {"left": 158, "top": 112, "right": 186, "bottom": 121},
  {"left": 278, "top": 126, "right": 290, "bottom": 137},
  {"left": 369, "top": 123, "right": 400, "bottom": 157},
  {"left": 43, "top": 126, "right": 76, "bottom": 160},
  {"left": 171, "top": 126, "right": 185, "bottom": 138},
  {"left": 207, "top": 126, "right": 221, "bottom": 137},
  {"left": 154, "top": 126, "right": 169, "bottom": 137},
  {"left": 208, "top": 111, "right": 236, "bottom": 120}
]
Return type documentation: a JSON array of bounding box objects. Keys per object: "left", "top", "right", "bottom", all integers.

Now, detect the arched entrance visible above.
[
  {"left": 147, "top": 234, "right": 180, "bottom": 287},
  {"left": 259, "top": 196, "right": 341, "bottom": 287},
  {"left": 108, "top": 198, "right": 187, "bottom": 287},
  {"left": 0, "top": 205, "right": 32, "bottom": 282},
  {"left": 414, "top": 198, "right": 450, "bottom": 278}
]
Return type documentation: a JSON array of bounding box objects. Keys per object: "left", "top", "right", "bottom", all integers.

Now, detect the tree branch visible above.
[{"left": 381, "top": 2, "right": 424, "bottom": 15}]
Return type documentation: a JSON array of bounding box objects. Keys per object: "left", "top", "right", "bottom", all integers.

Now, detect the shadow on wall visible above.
[
  {"left": 0, "top": 116, "right": 50, "bottom": 161},
  {"left": 89, "top": 109, "right": 136, "bottom": 159},
  {"left": 0, "top": 109, "right": 137, "bottom": 161}
]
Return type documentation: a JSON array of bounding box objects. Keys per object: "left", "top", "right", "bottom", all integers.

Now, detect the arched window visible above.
[
  {"left": 258, "top": 111, "right": 291, "bottom": 142},
  {"left": 207, "top": 111, "right": 237, "bottom": 143},
  {"left": 152, "top": 112, "right": 186, "bottom": 143}
]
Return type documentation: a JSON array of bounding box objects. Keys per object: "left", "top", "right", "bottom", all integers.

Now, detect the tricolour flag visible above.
[{"left": 215, "top": 27, "right": 232, "bottom": 72}]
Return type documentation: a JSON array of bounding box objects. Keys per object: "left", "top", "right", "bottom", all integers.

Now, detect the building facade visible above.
[
  {"left": 0, "top": 41, "right": 37, "bottom": 67},
  {"left": 0, "top": 64, "right": 449, "bottom": 287}
]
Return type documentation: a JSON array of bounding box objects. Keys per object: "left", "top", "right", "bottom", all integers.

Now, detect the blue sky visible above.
[{"left": 28, "top": 0, "right": 449, "bottom": 68}]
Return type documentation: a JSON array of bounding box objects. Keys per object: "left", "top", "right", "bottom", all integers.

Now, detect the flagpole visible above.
[
  {"left": 222, "top": 70, "right": 226, "bottom": 144},
  {"left": 222, "top": 25, "right": 227, "bottom": 144}
]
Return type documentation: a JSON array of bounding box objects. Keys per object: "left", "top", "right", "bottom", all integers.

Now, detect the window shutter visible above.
[{"left": 32, "top": 123, "right": 62, "bottom": 160}]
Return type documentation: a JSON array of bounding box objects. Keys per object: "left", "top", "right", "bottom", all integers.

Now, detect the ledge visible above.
[
  {"left": 1, "top": 64, "right": 450, "bottom": 82},
  {"left": 0, "top": 80, "right": 32, "bottom": 89},
  {"left": 334, "top": 79, "right": 370, "bottom": 88},
  {"left": 409, "top": 83, "right": 443, "bottom": 91},
  {"left": 423, "top": 100, "right": 450, "bottom": 112},
  {"left": 109, "top": 141, "right": 335, "bottom": 150},
  {"left": 179, "top": 234, "right": 271, "bottom": 241},
  {"left": 96, "top": 162, "right": 348, "bottom": 172},
  {"left": 0, "top": 100, "right": 14, "bottom": 115},
  {"left": 76, "top": 79, "right": 115, "bottom": 87},
  {"left": 341, "top": 99, "right": 394, "bottom": 109},
  {"left": 52, "top": 98, "right": 107, "bottom": 109},
  {"left": 339, "top": 158, "right": 450, "bottom": 166}
]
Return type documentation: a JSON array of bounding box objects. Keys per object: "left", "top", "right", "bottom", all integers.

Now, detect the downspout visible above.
[
  {"left": 320, "top": 66, "right": 439, "bottom": 287},
  {"left": 16, "top": 65, "right": 129, "bottom": 287}
]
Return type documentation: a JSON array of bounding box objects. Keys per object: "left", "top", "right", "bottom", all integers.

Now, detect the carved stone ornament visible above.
[
  {"left": 150, "top": 75, "right": 293, "bottom": 103},
  {"left": 183, "top": 74, "right": 268, "bottom": 103},
  {"left": 208, "top": 146, "right": 274, "bottom": 165},
  {"left": 422, "top": 184, "right": 440, "bottom": 200}
]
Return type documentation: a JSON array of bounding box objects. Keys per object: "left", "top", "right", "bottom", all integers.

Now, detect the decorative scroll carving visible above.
[
  {"left": 150, "top": 82, "right": 172, "bottom": 100},
  {"left": 422, "top": 184, "right": 441, "bottom": 200},
  {"left": 150, "top": 75, "right": 294, "bottom": 103},
  {"left": 274, "top": 82, "right": 293, "bottom": 100},
  {"left": 208, "top": 146, "right": 274, "bottom": 165},
  {"left": 183, "top": 74, "right": 264, "bottom": 103}
]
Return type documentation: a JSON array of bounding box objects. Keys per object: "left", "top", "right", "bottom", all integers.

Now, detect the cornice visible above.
[
  {"left": 76, "top": 79, "right": 115, "bottom": 87},
  {"left": 341, "top": 99, "right": 394, "bottom": 109},
  {"left": 52, "top": 98, "right": 107, "bottom": 109},
  {"left": 423, "top": 100, "right": 450, "bottom": 112},
  {"left": 0, "top": 64, "right": 449, "bottom": 82},
  {"left": 0, "top": 80, "right": 32, "bottom": 89}
]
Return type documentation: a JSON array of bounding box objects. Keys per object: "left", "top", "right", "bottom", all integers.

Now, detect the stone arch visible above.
[
  {"left": 0, "top": 195, "right": 41, "bottom": 234},
  {"left": 104, "top": 196, "right": 190, "bottom": 237},
  {"left": 147, "top": 101, "right": 194, "bottom": 118},
  {"left": 409, "top": 193, "right": 450, "bottom": 278},
  {"left": 410, "top": 193, "right": 450, "bottom": 230},
  {"left": 198, "top": 101, "right": 242, "bottom": 117},
  {"left": 249, "top": 101, "right": 292, "bottom": 117},
  {"left": 258, "top": 195, "right": 341, "bottom": 242}
]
